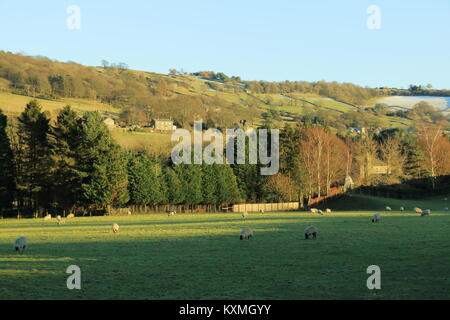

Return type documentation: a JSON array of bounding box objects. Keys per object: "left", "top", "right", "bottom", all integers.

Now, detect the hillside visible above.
[{"left": 2, "top": 50, "right": 447, "bottom": 140}]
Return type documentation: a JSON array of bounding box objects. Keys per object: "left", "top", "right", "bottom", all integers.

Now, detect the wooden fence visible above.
[{"left": 232, "top": 202, "right": 299, "bottom": 213}]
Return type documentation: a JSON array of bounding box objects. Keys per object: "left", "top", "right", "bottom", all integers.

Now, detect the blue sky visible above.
[{"left": 1, "top": 0, "right": 449, "bottom": 89}]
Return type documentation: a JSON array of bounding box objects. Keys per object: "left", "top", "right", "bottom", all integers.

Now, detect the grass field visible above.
[
  {"left": 1, "top": 196, "right": 449, "bottom": 300},
  {"left": 0, "top": 92, "right": 119, "bottom": 119}
]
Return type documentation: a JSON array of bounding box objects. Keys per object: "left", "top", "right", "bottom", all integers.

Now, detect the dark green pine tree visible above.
[
  {"left": 0, "top": 109, "right": 15, "bottom": 212},
  {"left": 164, "top": 167, "right": 185, "bottom": 205},
  {"left": 201, "top": 164, "right": 218, "bottom": 210},
  {"left": 127, "top": 152, "right": 164, "bottom": 206},
  {"left": 16, "top": 100, "right": 52, "bottom": 215},
  {"left": 215, "top": 164, "right": 241, "bottom": 206},
  {"left": 76, "top": 112, "right": 129, "bottom": 211},
  {"left": 182, "top": 164, "right": 203, "bottom": 208},
  {"left": 49, "top": 105, "right": 83, "bottom": 213}
]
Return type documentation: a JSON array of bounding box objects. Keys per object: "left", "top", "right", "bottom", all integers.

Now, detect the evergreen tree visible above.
[
  {"left": 0, "top": 109, "right": 15, "bottom": 212},
  {"left": 164, "top": 167, "right": 184, "bottom": 204},
  {"left": 49, "top": 105, "right": 82, "bottom": 213},
  {"left": 128, "top": 152, "right": 163, "bottom": 205},
  {"left": 201, "top": 164, "right": 218, "bottom": 207},
  {"left": 16, "top": 100, "right": 52, "bottom": 215},
  {"left": 76, "top": 112, "right": 129, "bottom": 211}
]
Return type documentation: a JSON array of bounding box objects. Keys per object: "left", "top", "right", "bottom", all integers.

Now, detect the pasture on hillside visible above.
[{"left": 1, "top": 197, "right": 449, "bottom": 300}]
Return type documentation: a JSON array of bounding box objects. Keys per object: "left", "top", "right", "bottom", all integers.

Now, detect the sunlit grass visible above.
[{"left": 1, "top": 200, "right": 449, "bottom": 300}]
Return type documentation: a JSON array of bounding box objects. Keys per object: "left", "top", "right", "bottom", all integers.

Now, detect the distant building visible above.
[
  {"left": 349, "top": 127, "right": 367, "bottom": 135},
  {"left": 369, "top": 166, "right": 389, "bottom": 175},
  {"left": 103, "top": 117, "right": 116, "bottom": 128},
  {"left": 152, "top": 119, "right": 174, "bottom": 132}
]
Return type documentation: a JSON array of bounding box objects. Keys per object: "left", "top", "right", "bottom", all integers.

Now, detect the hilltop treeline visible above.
[
  {"left": 244, "top": 80, "right": 383, "bottom": 105},
  {"left": 1, "top": 51, "right": 381, "bottom": 114},
  {"left": 1, "top": 100, "right": 450, "bottom": 217}
]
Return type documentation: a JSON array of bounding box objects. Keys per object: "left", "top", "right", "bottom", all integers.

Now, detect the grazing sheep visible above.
[
  {"left": 414, "top": 207, "right": 423, "bottom": 214},
  {"left": 56, "top": 215, "right": 62, "bottom": 222},
  {"left": 112, "top": 223, "right": 119, "bottom": 233},
  {"left": 326, "top": 208, "right": 332, "bottom": 213},
  {"left": 128, "top": 209, "right": 132, "bottom": 215},
  {"left": 242, "top": 211, "right": 248, "bottom": 218},
  {"left": 57, "top": 218, "right": 65, "bottom": 225},
  {"left": 372, "top": 213, "right": 381, "bottom": 223},
  {"left": 310, "top": 208, "right": 318, "bottom": 214},
  {"left": 385, "top": 206, "right": 392, "bottom": 211},
  {"left": 421, "top": 209, "right": 431, "bottom": 216},
  {"left": 66, "top": 213, "right": 75, "bottom": 219},
  {"left": 304, "top": 226, "right": 317, "bottom": 240},
  {"left": 167, "top": 211, "right": 175, "bottom": 216},
  {"left": 317, "top": 209, "right": 323, "bottom": 215},
  {"left": 240, "top": 227, "right": 253, "bottom": 240},
  {"left": 400, "top": 206, "right": 404, "bottom": 211},
  {"left": 13, "top": 237, "right": 27, "bottom": 254},
  {"left": 43, "top": 214, "right": 51, "bottom": 221}
]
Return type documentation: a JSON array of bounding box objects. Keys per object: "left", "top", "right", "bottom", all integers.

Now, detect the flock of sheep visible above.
[{"left": 11, "top": 199, "right": 447, "bottom": 253}]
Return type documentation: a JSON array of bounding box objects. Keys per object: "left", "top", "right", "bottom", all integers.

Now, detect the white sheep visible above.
[
  {"left": 385, "top": 206, "right": 392, "bottom": 211},
  {"left": 304, "top": 226, "right": 317, "bottom": 239},
  {"left": 240, "top": 227, "right": 253, "bottom": 240},
  {"left": 310, "top": 208, "right": 318, "bottom": 214},
  {"left": 112, "top": 223, "right": 119, "bottom": 233},
  {"left": 400, "top": 206, "right": 404, "bottom": 211},
  {"left": 317, "top": 209, "right": 323, "bottom": 215},
  {"left": 43, "top": 214, "right": 51, "bottom": 221},
  {"left": 414, "top": 207, "right": 422, "bottom": 214},
  {"left": 13, "top": 237, "right": 27, "bottom": 254},
  {"left": 167, "top": 211, "right": 175, "bottom": 216},
  {"left": 372, "top": 213, "right": 381, "bottom": 223},
  {"left": 56, "top": 215, "right": 62, "bottom": 222},
  {"left": 326, "top": 208, "right": 332, "bottom": 213},
  {"left": 128, "top": 209, "right": 132, "bottom": 215},
  {"left": 421, "top": 209, "right": 431, "bottom": 216},
  {"left": 66, "top": 213, "right": 75, "bottom": 219}
]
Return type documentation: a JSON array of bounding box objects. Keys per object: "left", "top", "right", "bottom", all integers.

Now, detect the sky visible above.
[{"left": 0, "top": 0, "right": 449, "bottom": 89}]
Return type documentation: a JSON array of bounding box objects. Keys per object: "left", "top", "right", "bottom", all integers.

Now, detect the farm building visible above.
[
  {"left": 152, "top": 119, "right": 174, "bottom": 132},
  {"left": 103, "top": 117, "right": 116, "bottom": 128}
]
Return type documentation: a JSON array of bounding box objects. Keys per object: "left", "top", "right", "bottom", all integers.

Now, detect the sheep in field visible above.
[
  {"left": 310, "top": 208, "right": 318, "bottom": 214},
  {"left": 414, "top": 207, "right": 423, "bottom": 214},
  {"left": 385, "top": 206, "right": 392, "bottom": 211},
  {"left": 304, "top": 226, "right": 317, "bottom": 239},
  {"left": 43, "top": 214, "right": 51, "bottom": 221},
  {"left": 260, "top": 209, "right": 265, "bottom": 214},
  {"left": 167, "top": 211, "right": 175, "bottom": 216},
  {"left": 445, "top": 207, "right": 449, "bottom": 211},
  {"left": 326, "top": 208, "right": 332, "bottom": 213},
  {"left": 317, "top": 209, "right": 323, "bottom": 215},
  {"left": 66, "top": 213, "right": 75, "bottom": 219},
  {"left": 112, "top": 223, "right": 119, "bottom": 233},
  {"left": 400, "top": 206, "right": 404, "bottom": 211},
  {"left": 372, "top": 213, "right": 381, "bottom": 223},
  {"left": 242, "top": 211, "right": 248, "bottom": 218},
  {"left": 240, "top": 227, "right": 253, "bottom": 240},
  {"left": 421, "top": 209, "right": 431, "bottom": 216},
  {"left": 13, "top": 237, "right": 27, "bottom": 254}
]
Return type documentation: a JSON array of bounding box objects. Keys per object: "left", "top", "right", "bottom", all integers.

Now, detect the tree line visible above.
[{"left": 1, "top": 100, "right": 449, "bottom": 217}]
